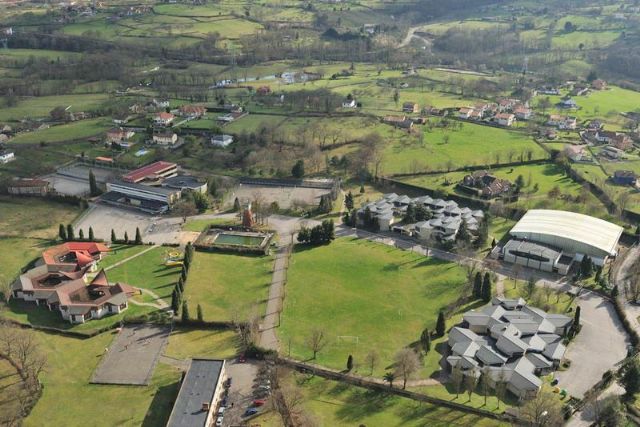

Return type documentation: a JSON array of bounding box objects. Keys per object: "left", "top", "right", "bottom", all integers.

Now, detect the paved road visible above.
[{"left": 566, "top": 383, "right": 625, "bottom": 427}]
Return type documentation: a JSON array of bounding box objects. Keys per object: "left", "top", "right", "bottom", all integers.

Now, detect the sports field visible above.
[{"left": 279, "top": 237, "right": 467, "bottom": 378}]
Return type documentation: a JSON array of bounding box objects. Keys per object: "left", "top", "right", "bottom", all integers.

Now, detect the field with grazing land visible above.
[
  {"left": 8, "top": 118, "right": 111, "bottom": 145},
  {"left": 184, "top": 251, "right": 273, "bottom": 322},
  {"left": 0, "top": 196, "right": 83, "bottom": 238},
  {"left": 279, "top": 237, "right": 467, "bottom": 378},
  {"left": 382, "top": 122, "right": 547, "bottom": 174},
  {"left": 0, "top": 94, "right": 110, "bottom": 122},
  {"left": 25, "top": 330, "right": 180, "bottom": 427},
  {"left": 284, "top": 373, "right": 508, "bottom": 426}
]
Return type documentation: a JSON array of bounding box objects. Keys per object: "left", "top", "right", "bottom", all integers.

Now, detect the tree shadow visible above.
[{"left": 141, "top": 380, "right": 181, "bottom": 427}]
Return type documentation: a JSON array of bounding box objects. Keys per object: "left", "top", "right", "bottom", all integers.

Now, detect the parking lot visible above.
[{"left": 217, "top": 360, "right": 271, "bottom": 426}]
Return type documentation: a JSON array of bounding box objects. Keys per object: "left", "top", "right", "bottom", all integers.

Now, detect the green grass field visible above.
[
  {"left": 164, "top": 327, "right": 240, "bottom": 360},
  {"left": 0, "top": 358, "right": 22, "bottom": 424},
  {"left": 287, "top": 373, "right": 508, "bottom": 427},
  {"left": 0, "top": 196, "right": 83, "bottom": 238},
  {"left": 279, "top": 237, "right": 467, "bottom": 378},
  {"left": 25, "top": 330, "right": 180, "bottom": 426},
  {"left": 8, "top": 118, "right": 110, "bottom": 145},
  {"left": 106, "top": 246, "right": 182, "bottom": 304},
  {"left": 98, "top": 244, "right": 150, "bottom": 269},
  {"left": 0, "top": 94, "right": 109, "bottom": 121},
  {"left": 382, "top": 122, "right": 547, "bottom": 174},
  {"left": 551, "top": 30, "right": 620, "bottom": 50},
  {"left": 183, "top": 250, "right": 273, "bottom": 322}
]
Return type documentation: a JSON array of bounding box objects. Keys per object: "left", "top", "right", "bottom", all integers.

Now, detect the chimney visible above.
[{"left": 201, "top": 402, "right": 210, "bottom": 412}]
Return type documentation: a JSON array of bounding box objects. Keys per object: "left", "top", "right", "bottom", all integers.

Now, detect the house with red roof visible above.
[
  {"left": 42, "top": 242, "right": 110, "bottom": 272},
  {"left": 12, "top": 267, "right": 135, "bottom": 324},
  {"left": 178, "top": 105, "right": 207, "bottom": 119},
  {"left": 154, "top": 112, "right": 175, "bottom": 126}
]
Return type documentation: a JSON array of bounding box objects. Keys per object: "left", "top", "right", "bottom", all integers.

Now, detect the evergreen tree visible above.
[
  {"left": 404, "top": 203, "right": 416, "bottom": 223},
  {"left": 197, "top": 304, "right": 204, "bottom": 322},
  {"left": 124, "top": 231, "right": 129, "bottom": 243},
  {"left": 473, "top": 272, "right": 483, "bottom": 298},
  {"left": 623, "top": 360, "right": 640, "bottom": 397},
  {"left": 491, "top": 238, "right": 496, "bottom": 248},
  {"left": 321, "top": 219, "right": 335, "bottom": 241},
  {"left": 347, "top": 354, "right": 354, "bottom": 371},
  {"left": 345, "top": 191, "right": 354, "bottom": 210},
  {"left": 595, "top": 266, "right": 602, "bottom": 283},
  {"left": 436, "top": 311, "right": 446, "bottom": 337},
  {"left": 420, "top": 328, "right": 431, "bottom": 352},
  {"left": 580, "top": 256, "right": 593, "bottom": 278},
  {"left": 482, "top": 272, "right": 492, "bottom": 302},
  {"left": 181, "top": 265, "right": 188, "bottom": 282},
  {"left": 177, "top": 277, "right": 184, "bottom": 293},
  {"left": 359, "top": 185, "right": 365, "bottom": 194},
  {"left": 88, "top": 227, "right": 94, "bottom": 241},
  {"left": 134, "top": 227, "right": 142, "bottom": 245},
  {"left": 233, "top": 197, "right": 241, "bottom": 212},
  {"left": 181, "top": 301, "right": 190, "bottom": 322},
  {"left": 456, "top": 220, "right": 471, "bottom": 243},
  {"left": 89, "top": 169, "right": 100, "bottom": 197},
  {"left": 66, "top": 224, "right": 75, "bottom": 240},
  {"left": 612, "top": 285, "right": 619, "bottom": 298},
  {"left": 415, "top": 204, "right": 431, "bottom": 221},
  {"left": 171, "top": 289, "right": 180, "bottom": 313},
  {"left": 291, "top": 160, "right": 305, "bottom": 178},
  {"left": 111, "top": 229, "right": 116, "bottom": 243},
  {"left": 59, "top": 224, "right": 67, "bottom": 241},
  {"left": 79, "top": 229, "right": 84, "bottom": 240},
  {"left": 573, "top": 305, "right": 581, "bottom": 328}
]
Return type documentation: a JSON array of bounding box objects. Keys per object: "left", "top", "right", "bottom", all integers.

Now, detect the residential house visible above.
[
  {"left": 0, "top": 150, "right": 15, "bottom": 164},
  {"left": 587, "top": 120, "right": 604, "bottom": 131},
  {"left": 402, "top": 102, "right": 419, "bottom": 113},
  {"left": 106, "top": 127, "right": 135, "bottom": 144},
  {"left": 462, "top": 170, "right": 512, "bottom": 198},
  {"left": 547, "top": 115, "right": 576, "bottom": 130},
  {"left": 557, "top": 98, "right": 578, "bottom": 109},
  {"left": 42, "top": 242, "right": 110, "bottom": 272},
  {"left": 458, "top": 107, "right": 474, "bottom": 120},
  {"left": 153, "top": 99, "right": 170, "bottom": 109},
  {"left": 564, "top": 145, "right": 592, "bottom": 163},
  {"left": 570, "top": 85, "right": 590, "bottom": 97},
  {"left": 495, "top": 113, "right": 516, "bottom": 127},
  {"left": 178, "top": 105, "right": 207, "bottom": 119},
  {"left": 153, "top": 131, "right": 178, "bottom": 147},
  {"left": 7, "top": 178, "right": 50, "bottom": 196},
  {"left": 595, "top": 130, "right": 617, "bottom": 143},
  {"left": 154, "top": 112, "right": 174, "bottom": 127},
  {"left": 498, "top": 98, "right": 519, "bottom": 112},
  {"left": 342, "top": 98, "right": 357, "bottom": 108},
  {"left": 537, "top": 87, "right": 559, "bottom": 95},
  {"left": 612, "top": 134, "right": 633, "bottom": 151},
  {"left": 514, "top": 106, "right": 533, "bottom": 121},
  {"left": 383, "top": 115, "right": 413, "bottom": 129},
  {"left": 211, "top": 134, "right": 234, "bottom": 148},
  {"left": 448, "top": 298, "right": 572, "bottom": 400},
  {"left": 592, "top": 79, "right": 607, "bottom": 91},
  {"left": 612, "top": 170, "right": 636, "bottom": 186},
  {"left": 256, "top": 86, "right": 271, "bottom": 95}
]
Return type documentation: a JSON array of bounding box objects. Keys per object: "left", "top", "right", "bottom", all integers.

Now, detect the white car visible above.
[{"left": 215, "top": 415, "right": 224, "bottom": 427}]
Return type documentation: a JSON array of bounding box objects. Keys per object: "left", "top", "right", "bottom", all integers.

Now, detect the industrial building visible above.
[
  {"left": 493, "top": 209, "right": 623, "bottom": 274},
  {"left": 121, "top": 161, "right": 178, "bottom": 184}
]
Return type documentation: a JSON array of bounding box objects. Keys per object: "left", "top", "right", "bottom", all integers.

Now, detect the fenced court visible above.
[{"left": 90, "top": 324, "right": 170, "bottom": 385}]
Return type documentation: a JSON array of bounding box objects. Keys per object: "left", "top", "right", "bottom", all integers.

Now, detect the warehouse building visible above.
[{"left": 494, "top": 209, "right": 623, "bottom": 274}]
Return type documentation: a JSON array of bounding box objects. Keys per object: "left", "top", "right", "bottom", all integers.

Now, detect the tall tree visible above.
[
  {"left": 436, "top": 311, "right": 446, "bottom": 337},
  {"left": 420, "top": 328, "right": 431, "bottom": 353},
  {"left": 306, "top": 329, "right": 327, "bottom": 359},
  {"left": 134, "top": 227, "right": 142, "bottom": 245},
  {"left": 482, "top": 272, "right": 492, "bottom": 302},
  {"left": 78, "top": 229, "right": 84, "bottom": 240},
  {"left": 581, "top": 256, "right": 593, "bottom": 278},
  {"left": 345, "top": 191, "right": 354, "bottom": 210},
  {"left": 59, "top": 224, "right": 67, "bottom": 241},
  {"left": 124, "top": 231, "right": 129, "bottom": 243},
  {"left": 394, "top": 348, "right": 421, "bottom": 389},
  {"left": 520, "top": 389, "right": 565, "bottom": 426},
  {"left": 111, "top": 229, "right": 116, "bottom": 243},
  {"left": 88, "top": 227, "right": 94, "bottom": 241},
  {"left": 291, "top": 160, "right": 305, "bottom": 178},
  {"left": 623, "top": 360, "right": 640, "bottom": 398},
  {"left": 465, "top": 370, "right": 479, "bottom": 402},
  {"left": 197, "top": 304, "right": 204, "bottom": 322},
  {"left": 451, "top": 365, "right": 464, "bottom": 398},
  {"left": 66, "top": 224, "right": 75, "bottom": 241},
  {"left": 473, "top": 272, "right": 483, "bottom": 298},
  {"left": 346, "top": 354, "right": 354, "bottom": 371},
  {"left": 365, "top": 350, "right": 379, "bottom": 375},
  {"left": 383, "top": 371, "right": 396, "bottom": 388},
  {"left": 181, "top": 301, "right": 190, "bottom": 322},
  {"left": 89, "top": 169, "right": 100, "bottom": 197}
]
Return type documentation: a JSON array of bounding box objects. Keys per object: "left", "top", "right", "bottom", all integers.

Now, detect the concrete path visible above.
[
  {"left": 104, "top": 244, "right": 158, "bottom": 272},
  {"left": 129, "top": 288, "right": 169, "bottom": 310},
  {"left": 258, "top": 243, "right": 291, "bottom": 351}
]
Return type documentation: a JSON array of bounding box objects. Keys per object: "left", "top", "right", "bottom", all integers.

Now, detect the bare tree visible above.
[
  {"left": 365, "top": 349, "right": 379, "bottom": 375},
  {"left": 394, "top": 348, "right": 421, "bottom": 389},
  {"left": 306, "top": 329, "right": 327, "bottom": 359},
  {"left": 519, "top": 389, "right": 564, "bottom": 427},
  {"left": 451, "top": 364, "right": 464, "bottom": 398},
  {"left": 465, "top": 369, "right": 479, "bottom": 402}
]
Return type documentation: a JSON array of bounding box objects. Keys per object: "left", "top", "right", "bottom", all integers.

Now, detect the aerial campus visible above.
[{"left": 4, "top": 2, "right": 640, "bottom": 427}]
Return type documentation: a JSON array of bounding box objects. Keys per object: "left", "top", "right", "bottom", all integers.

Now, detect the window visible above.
[{"left": 510, "top": 249, "right": 551, "bottom": 263}]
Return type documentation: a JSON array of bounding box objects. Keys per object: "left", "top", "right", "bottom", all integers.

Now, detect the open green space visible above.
[
  {"left": 279, "top": 237, "right": 467, "bottom": 378},
  {"left": 8, "top": 118, "right": 111, "bottom": 145},
  {"left": 164, "top": 327, "right": 240, "bottom": 360},
  {"left": 24, "top": 330, "right": 180, "bottom": 426},
  {"left": 106, "top": 246, "right": 182, "bottom": 304},
  {"left": 184, "top": 250, "right": 273, "bottom": 322},
  {"left": 0, "top": 94, "right": 109, "bottom": 122},
  {"left": 551, "top": 30, "right": 620, "bottom": 50},
  {"left": 0, "top": 196, "right": 83, "bottom": 238},
  {"left": 382, "top": 122, "right": 547, "bottom": 174},
  {"left": 286, "top": 372, "right": 507, "bottom": 426},
  {"left": 0, "top": 358, "right": 22, "bottom": 424},
  {"left": 98, "top": 244, "right": 150, "bottom": 269}
]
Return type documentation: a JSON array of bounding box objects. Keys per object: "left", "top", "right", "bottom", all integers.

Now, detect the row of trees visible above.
[
  {"left": 58, "top": 223, "right": 96, "bottom": 242},
  {"left": 297, "top": 220, "right": 335, "bottom": 245},
  {"left": 109, "top": 228, "right": 143, "bottom": 245}
]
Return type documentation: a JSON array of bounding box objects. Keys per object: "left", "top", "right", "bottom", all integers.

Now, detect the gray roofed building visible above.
[
  {"left": 167, "top": 359, "right": 226, "bottom": 427},
  {"left": 476, "top": 345, "right": 508, "bottom": 366},
  {"left": 497, "top": 332, "right": 529, "bottom": 356}
]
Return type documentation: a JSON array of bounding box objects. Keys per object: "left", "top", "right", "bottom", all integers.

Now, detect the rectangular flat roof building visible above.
[
  {"left": 509, "top": 209, "right": 623, "bottom": 264},
  {"left": 122, "top": 161, "right": 178, "bottom": 183},
  {"left": 167, "top": 359, "right": 225, "bottom": 427}
]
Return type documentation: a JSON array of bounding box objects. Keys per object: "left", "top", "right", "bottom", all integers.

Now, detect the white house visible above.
[
  {"left": 154, "top": 112, "right": 175, "bottom": 126},
  {"left": 342, "top": 99, "right": 357, "bottom": 108},
  {"left": 0, "top": 151, "right": 15, "bottom": 164},
  {"left": 495, "top": 113, "right": 516, "bottom": 127},
  {"left": 153, "top": 132, "right": 178, "bottom": 146},
  {"left": 211, "top": 134, "right": 234, "bottom": 147}
]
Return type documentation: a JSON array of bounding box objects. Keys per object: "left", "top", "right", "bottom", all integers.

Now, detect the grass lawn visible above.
[
  {"left": 287, "top": 373, "right": 507, "bottom": 426},
  {"left": 8, "top": 118, "right": 111, "bottom": 144},
  {"left": 382, "top": 122, "right": 547, "bottom": 174},
  {"left": 279, "top": 237, "right": 467, "bottom": 378},
  {"left": 98, "top": 244, "right": 151, "bottom": 269},
  {"left": 183, "top": 251, "right": 273, "bottom": 322},
  {"left": 504, "top": 281, "right": 576, "bottom": 315},
  {"left": 0, "top": 237, "right": 54, "bottom": 282},
  {"left": 0, "top": 196, "right": 83, "bottom": 238},
  {"left": 164, "top": 327, "right": 240, "bottom": 360},
  {"left": 0, "top": 94, "right": 109, "bottom": 121},
  {"left": 106, "top": 246, "right": 182, "bottom": 304},
  {"left": 0, "top": 358, "right": 22, "bottom": 424},
  {"left": 25, "top": 330, "right": 181, "bottom": 426}
]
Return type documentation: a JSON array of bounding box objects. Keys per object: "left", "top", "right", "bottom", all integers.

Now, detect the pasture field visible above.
[
  {"left": 279, "top": 237, "right": 467, "bottom": 378},
  {"left": 551, "top": 31, "right": 620, "bottom": 50},
  {"left": 285, "top": 373, "right": 509, "bottom": 426},
  {"left": 382, "top": 122, "right": 547, "bottom": 174},
  {"left": 8, "top": 118, "right": 111, "bottom": 145},
  {"left": 24, "top": 330, "right": 180, "bottom": 426},
  {"left": 183, "top": 251, "right": 273, "bottom": 322},
  {"left": 0, "top": 48, "right": 80, "bottom": 61},
  {"left": 0, "top": 196, "right": 83, "bottom": 238},
  {"left": 0, "top": 94, "right": 110, "bottom": 121}
]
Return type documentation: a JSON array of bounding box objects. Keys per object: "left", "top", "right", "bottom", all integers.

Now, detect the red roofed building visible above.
[
  {"left": 42, "top": 242, "right": 110, "bottom": 272},
  {"left": 121, "top": 161, "right": 178, "bottom": 184},
  {"left": 178, "top": 105, "right": 207, "bottom": 118},
  {"left": 154, "top": 112, "right": 175, "bottom": 126}
]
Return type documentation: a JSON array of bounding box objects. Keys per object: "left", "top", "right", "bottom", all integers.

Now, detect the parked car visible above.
[
  {"left": 244, "top": 408, "right": 259, "bottom": 417},
  {"left": 220, "top": 397, "right": 228, "bottom": 407},
  {"left": 215, "top": 415, "right": 224, "bottom": 426},
  {"left": 257, "top": 385, "right": 271, "bottom": 391},
  {"left": 238, "top": 354, "right": 246, "bottom": 363},
  {"left": 253, "top": 399, "right": 266, "bottom": 407},
  {"left": 217, "top": 407, "right": 225, "bottom": 417}
]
